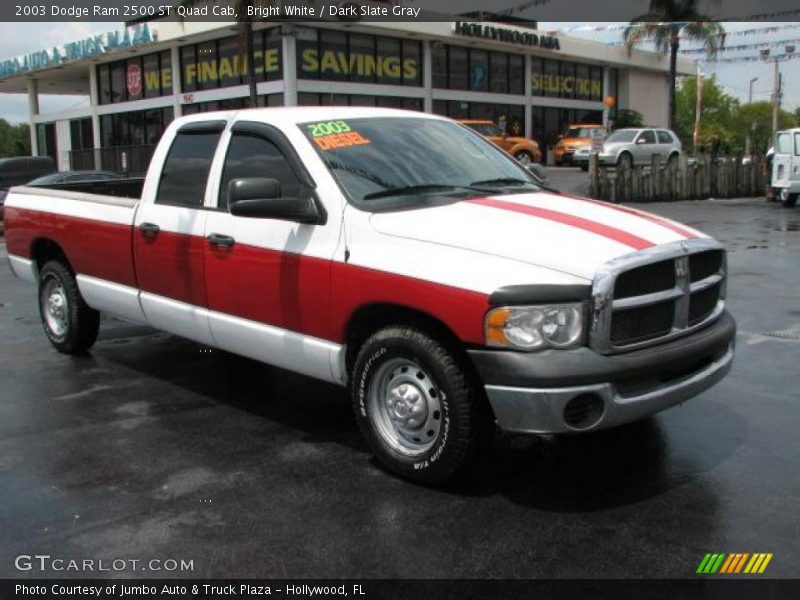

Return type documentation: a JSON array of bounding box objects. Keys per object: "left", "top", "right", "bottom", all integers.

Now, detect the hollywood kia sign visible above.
[{"left": 0, "top": 24, "right": 155, "bottom": 79}]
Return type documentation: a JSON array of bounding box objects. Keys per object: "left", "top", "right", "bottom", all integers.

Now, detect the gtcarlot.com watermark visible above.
[{"left": 14, "top": 554, "right": 195, "bottom": 573}]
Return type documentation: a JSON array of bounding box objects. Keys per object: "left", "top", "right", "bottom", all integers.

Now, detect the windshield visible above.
[
  {"left": 605, "top": 130, "right": 638, "bottom": 143},
  {"left": 465, "top": 122, "right": 502, "bottom": 136},
  {"left": 300, "top": 117, "right": 540, "bottom": 211},
  {"left": 566, "top": 127, "right": 601, "bottom": 138}
]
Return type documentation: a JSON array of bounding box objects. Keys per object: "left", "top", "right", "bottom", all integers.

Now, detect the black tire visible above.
[
  {"left": 579, "top": 163, "right": 589, "bottom": 172},
  {"left": 781, "top": 192, "right": 798, "bottom": 207},
  {"left": 617, "top": 152, "right": 632, "bottom": 170},
  {"left": 350, "top": 326, "right": 491, "bottom": 484},
  {"left": 38, "top": 260, "right": 100, "bottom": 354},
  {"left": 554, "top": 159, "right": 563, "bottom": 167},
  {"left": 515, "top": 150, "right": 534, "bottom": 165}
]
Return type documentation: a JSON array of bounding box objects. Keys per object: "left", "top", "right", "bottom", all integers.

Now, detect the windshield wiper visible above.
[
  {"left": 363, "top": 184, "right": 485, "bottom": 200},
  {"left": 469, "top": 177, "right": 534, "bottom": 187}
]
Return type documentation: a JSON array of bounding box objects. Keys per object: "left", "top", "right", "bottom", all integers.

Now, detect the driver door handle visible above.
[
  {"left": 207, "top": 233, "right": 236, "bottom": 248},
  {"left": 139, "top": 222, "right": 160, "bottom": 236}
]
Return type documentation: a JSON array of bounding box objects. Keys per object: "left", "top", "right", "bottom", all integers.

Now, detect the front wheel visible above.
[
  {"left": 617, "top": 152, "right": 633, "bottom": 170},
  {"left": 350, "top": 326, "right": 491, "bottom": 484},
  {"left": 781, "top": 190, "right": 798, "bottom": 207},
  {"left": 38, "top": 260, "right": 100, "bottom": 354},
  {"left": 515, "top": 150, "right": 534, "bottom": 165},
  {"left": 579, "top": 163, "right": 589, "bottom": 172}
]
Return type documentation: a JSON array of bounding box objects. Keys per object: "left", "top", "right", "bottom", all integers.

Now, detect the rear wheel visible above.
[
  {"left": 666, "top": 153, "right": 678, "bottom": 170},
  {"left": 38, "top": 261, "right": 99, "bottom": 354},
  {"left": 350, "top": 326, "right": 491, "bottom": 484}
]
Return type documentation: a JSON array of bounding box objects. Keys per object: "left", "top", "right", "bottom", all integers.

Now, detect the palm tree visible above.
[{"left": 624, "top": 1, "right": 725, "bottom": 130}]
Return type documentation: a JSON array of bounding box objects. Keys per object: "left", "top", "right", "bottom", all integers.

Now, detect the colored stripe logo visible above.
[
  {"left": 467, "top": 197, "right": 654, "bottom": 250},
  {"left": 697, "top": 553, "right": 773, "bottom": 574}
]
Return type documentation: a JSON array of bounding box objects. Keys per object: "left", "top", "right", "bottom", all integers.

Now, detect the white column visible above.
[
  {"left": 88, "top": 65, "right": 101, "bottom": 168},
  {"left": 423, "top": 41, "right": 433, "bottom": 113},
  {"left": 27, "top": 78, "right": 39, "bottom": 156},
  {"left": 171, "top": 46, "right": 182, "bottom": 117},
  {"left": 282, "top": 26, "right": 297, "bottom": 106},
  {"left": 524, "top": 54, "right": 532, "bottom": 139}
]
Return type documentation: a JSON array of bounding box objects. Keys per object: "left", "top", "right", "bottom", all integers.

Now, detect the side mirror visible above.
[
  {"left": 636, "top": 137, "right": 647, "bottom": 144},
  {"left": 228, "top": 177, "right": 321, "bottom": 224}
]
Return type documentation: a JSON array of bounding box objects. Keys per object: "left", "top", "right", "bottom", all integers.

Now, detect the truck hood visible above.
[{"left": 369, "top": 191, "right": 703, "bottom": 280}]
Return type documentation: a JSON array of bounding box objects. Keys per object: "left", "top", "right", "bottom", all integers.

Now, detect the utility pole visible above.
[
  {"left": 746, "top": 76, "right": 758, "bottom": 157},
  {"left": 693, "top": 61, "right": 703, "bottom": 155},
  {"left": 772, "top": 58, "right": 780, "bottom": 135}
]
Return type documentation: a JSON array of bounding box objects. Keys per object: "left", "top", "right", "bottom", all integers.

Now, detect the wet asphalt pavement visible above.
[{"left": 1, "top": 187, "right": 799, "bottom": 579}]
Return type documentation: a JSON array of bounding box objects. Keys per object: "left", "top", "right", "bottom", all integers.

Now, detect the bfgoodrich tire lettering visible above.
[
  {"left": 38, "top": 260, "right": 100, "bottom": 354},
  {"left": 351, "top": 326, "right": 491, "bottom": 484}
]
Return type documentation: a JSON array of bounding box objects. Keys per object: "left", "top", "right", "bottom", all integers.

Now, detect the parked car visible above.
[
  {"left": 27, "top": 170, "right": 123, "bottom": 187},
  {"left": 771, "top": 130, "right": 799, "bottom": 207},
  {"left": 4, "top": 108, "right": 735, "bottom": 484},
  {"left": 0, "top": 156, "right": 55, "bottom": 224},
  {"left": 459, "top": 119, "right": 542, "bottom": 164},
  {"left": 598, "top": 128, "right": 682, "bottom": 168},
  {"left": 554, "top": 124, "right": 606, "bottom": 167}
]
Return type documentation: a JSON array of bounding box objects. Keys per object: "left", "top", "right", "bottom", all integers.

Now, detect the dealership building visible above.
[{"left": 0, "top": 17, "right": 692, "bottom": 172}]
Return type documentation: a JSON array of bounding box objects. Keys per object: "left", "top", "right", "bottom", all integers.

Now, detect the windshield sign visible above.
[{"left": 300, "top": 117, "right": 539, "bottom": 211}]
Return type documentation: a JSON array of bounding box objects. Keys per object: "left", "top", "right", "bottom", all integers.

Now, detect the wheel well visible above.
[
  {"left": 30, "top": 238, "right": 72, "bottom": 276},
  {"left": 344, "top": 304, "right": 467, "bottom": 374}
]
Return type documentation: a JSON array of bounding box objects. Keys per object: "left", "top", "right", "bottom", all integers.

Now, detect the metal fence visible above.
[{"left": 588, "top": 154, "right": 767, "bottom": 202}]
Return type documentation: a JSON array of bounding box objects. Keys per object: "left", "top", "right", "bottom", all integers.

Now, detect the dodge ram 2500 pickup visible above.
[{"left": 4, "top": 107, "right": 736, "bottom": 483}]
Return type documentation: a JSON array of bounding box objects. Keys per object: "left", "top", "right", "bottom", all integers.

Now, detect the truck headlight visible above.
[{"left": 485, "top": 304, "right": 584, "bottom": 350}]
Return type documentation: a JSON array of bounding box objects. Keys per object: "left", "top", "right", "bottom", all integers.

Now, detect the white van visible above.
[{"left": 772, "top": 128, "right": 800, "bottom": 207}]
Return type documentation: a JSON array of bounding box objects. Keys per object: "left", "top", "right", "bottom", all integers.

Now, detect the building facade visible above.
[{"left": 0, "top": 20, "right": 693, "bottom": 172}]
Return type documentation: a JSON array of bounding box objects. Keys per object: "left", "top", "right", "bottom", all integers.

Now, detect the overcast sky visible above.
[{"left": 0, "top": 20, "right": 797, "bottom": 125}]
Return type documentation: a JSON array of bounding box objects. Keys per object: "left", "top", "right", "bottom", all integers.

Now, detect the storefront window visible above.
[
  {"left": 508, "top": 54, "right": 523, "bottom": 95},
  {"left": 469, "top": 50, "right": 489, "bottom": 92},
  {"left": 448, "top": 46, "right": 468, "bottom": 90},
  {"left": 98, "top": 50, "right": 172, "bottom": 105},
  {"left": 110, "top": 62, "right": 126, "bottom": 104},
  {"left": 532, "top": 57, "right": 603, "bottom": 101},
  {"left": 296, "top": 27, "right": 422, "bottom": 86},
  {"left": 432, "top": 100, "right": 524, "bottom": 135},
  {"left": 299, "top": 92, "right": 421, "bottom": 110},
  {"left": 217, "top": 36, "right": 243, "bottom": 88},
  {"left": 432, "top": 44, "right": 447, "bottom": 88},
  {"left": 490, "top": 52, "right": 508, "bottom": 93},
  {"left": 69, "top": 118, "right": 94, "bottom": 151},
  {"left": 100, "top": 107, "right": 174, "bottom": 148}
]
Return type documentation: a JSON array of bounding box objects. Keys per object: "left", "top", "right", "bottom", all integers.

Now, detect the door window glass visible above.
[
  {"left": 638, "top": 130, "right": 656, "bottom": 144},
  {"left": 794, "top": 133, "right": 800, "bottom": 156},
  {"left": 218, "top": 133, "right": 302, "bottom": 210},
  {"left": 776, "top": 133, "right": 790, "bottom": 154},
  {"left": 156, "top": 130, "right": 222, "bottom": 207}
]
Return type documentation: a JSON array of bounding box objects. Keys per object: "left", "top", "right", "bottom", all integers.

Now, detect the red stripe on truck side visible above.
[
  {"left": 3, "top": 206, "right": 137, "bottom": 287},
  {"left": 467, "top": 197, "right": 654, "bottom": 250}
]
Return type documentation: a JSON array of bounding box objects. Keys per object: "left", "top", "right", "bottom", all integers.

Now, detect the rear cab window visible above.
[{"left": 156, "top": 123, "right": 224, "bottom": 208}]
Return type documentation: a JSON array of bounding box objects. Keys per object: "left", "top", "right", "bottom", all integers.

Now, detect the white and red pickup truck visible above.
[{"left": 4, "top": 107, "right": 735, "bottom": 483}]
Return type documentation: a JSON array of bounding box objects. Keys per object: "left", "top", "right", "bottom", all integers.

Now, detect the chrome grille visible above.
[{"left": 590, "top": 239, "right": 726, "bottom": 354}]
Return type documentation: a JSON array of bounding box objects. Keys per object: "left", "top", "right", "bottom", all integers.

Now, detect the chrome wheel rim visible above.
[
  {"left": 366, "top": 358, "right": 442, "bottom": 457},
  {"left": 516, "top": 152, "right": 532, "bottom": 165},
  {"left": 42, "top": 278, "right": 68, "bottom": 338}
]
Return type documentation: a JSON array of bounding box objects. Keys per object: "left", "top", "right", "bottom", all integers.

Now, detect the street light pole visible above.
[
  {"left": 746, "top": 76, "right": 758, "bottom": 157},
  {"left": 772, "top": 57, "right": 780, "bottom": 135}
]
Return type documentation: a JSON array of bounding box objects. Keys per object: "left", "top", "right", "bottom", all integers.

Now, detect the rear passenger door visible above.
[
  {"left": 133, "top": 121, "right": 225, "bottom": 345},
  {"left": 656, "top": 130, "right": 675, "bottom": 160},
  {"left": 202, "top": 121, "right": 341, "bottom": 383},
  {"left": 633, "top": 130, "right": 656, "bottom": 165}
]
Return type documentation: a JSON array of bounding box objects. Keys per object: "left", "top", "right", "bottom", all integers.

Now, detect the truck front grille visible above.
[{"left": 590, "top": 241, "right": 726, "bottom": 354}]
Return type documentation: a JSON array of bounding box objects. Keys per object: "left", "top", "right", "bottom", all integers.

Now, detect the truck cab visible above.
[{"left": 772, "top": 128, "right": 800, "bottom": 207}]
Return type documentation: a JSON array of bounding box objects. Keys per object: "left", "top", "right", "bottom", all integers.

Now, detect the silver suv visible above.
[{"left": 597, "top": 128, "right": 682, "bottom": 168}]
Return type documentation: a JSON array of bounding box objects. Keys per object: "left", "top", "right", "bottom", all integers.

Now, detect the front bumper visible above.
[{"left": 468, "top": 311, "right": 736, "bottom": 434}]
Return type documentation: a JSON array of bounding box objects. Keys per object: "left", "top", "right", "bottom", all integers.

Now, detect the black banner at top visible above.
[{"left": 2, "top": 0, "right": 800, "bottom": 22}]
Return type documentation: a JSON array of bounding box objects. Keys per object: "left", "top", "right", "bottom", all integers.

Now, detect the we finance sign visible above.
[{"left": 0, "top": 24, "right": 155, "bottom": 78}]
